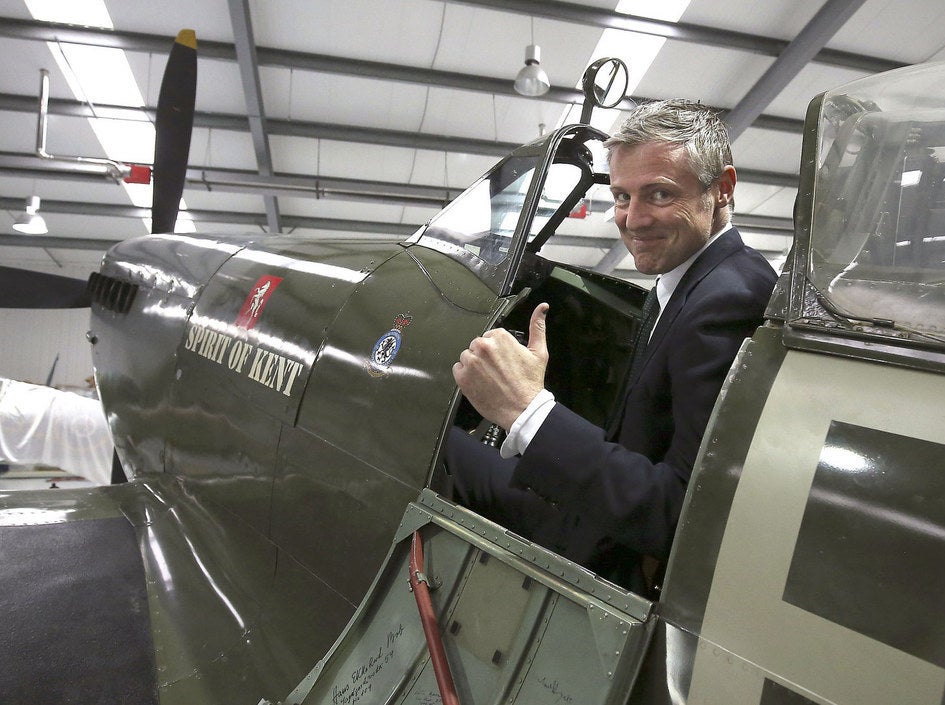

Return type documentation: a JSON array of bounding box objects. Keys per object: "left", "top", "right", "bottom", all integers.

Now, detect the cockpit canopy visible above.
[
  {"left": 798, "top": 62, "right": 945, "bottom": 350},
  {"left": 405, "top": 125, "right": 610, "bottom": 295}
]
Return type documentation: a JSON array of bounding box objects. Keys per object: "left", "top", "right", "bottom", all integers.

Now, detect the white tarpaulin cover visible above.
[{"left": 0, "top": 378, "right": 113, "bottom": 485}]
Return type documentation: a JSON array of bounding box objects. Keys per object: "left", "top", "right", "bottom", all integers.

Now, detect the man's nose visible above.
[{"left": 619, "top": 200, "right": 652, "bottom": 229}]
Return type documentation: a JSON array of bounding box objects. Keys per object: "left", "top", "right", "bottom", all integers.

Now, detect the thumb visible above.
[{"left": 527, "top": 302, "right": 550, "bottom": 358}]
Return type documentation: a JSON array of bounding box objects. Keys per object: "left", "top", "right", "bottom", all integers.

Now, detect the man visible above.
[{"left": 448, "top": 100, "right": 777, "bottom": 593}]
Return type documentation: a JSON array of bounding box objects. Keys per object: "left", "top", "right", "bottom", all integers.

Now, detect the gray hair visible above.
[{"left": 604, "top": 99, "right": 733, "bottom": 192}]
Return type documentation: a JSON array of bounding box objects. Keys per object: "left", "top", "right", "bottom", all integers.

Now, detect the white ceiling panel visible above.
[
  {"left": 190, "top": 126, "right": 258, "bottom": 171},
  {"left": 277, "top": 194, "right": 405, "bottom": 222},
  {"left": 829, "top": 0, "right": 945, "bottom": 61},
  {"left": 250, "top": 0, "right": 445, "bottom": 65},
  {"left": 296, "top": 139, "right": 428, "bottom": 183},
  {"left": 190, "top": 57, "right": 250, "bottom": 115},
  {"left": 260, "top": 69, "right": 431, "bottom": 129},
  {"left": 437, "top": 6, "right": 605, "bottom": 82},
  {"left": 400, "top": 204, "right": 442, "bottom": 224},
  {"left": 732, "top": 127, "right": 803, "bottom": 174},
  {"left": 267, "top": 135, "right": 339, "bottom": 180},
  {"left": 180, "top": 187, "right": 271, "bottom": 214},
  {"left": 0, "top": 110, "right": 45, "bottom": 153},
  {"left": 733, "top": 182, "right": 791, "bottom": 215},
  {"left": 634, "top": 40, "right": 772, "bottom": 106},
  {"left": 42, "top": 114, "right": 112, "bottom": 160},
  {"left": 746, "top": 186, "right": 799, "bottom": 218},
  {"left": 0, "top": 36, "right": 59, "bottom": 96},
  {"left": 682, "top": 0, "right": 826, "bottom": 38},
  {"left": 765, "top": 63, "right": 872, "bottom": 120},
  {"left": 1, "top": 173, "right": 128, "bottom": 204},
  {"left": 106, "top": 0, "right": 235, "bottom": 42},
  {"left": 1, "top": 0, "right": 940, "bottom": 284}
]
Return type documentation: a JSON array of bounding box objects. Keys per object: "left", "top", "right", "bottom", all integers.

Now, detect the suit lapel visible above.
[{"left": 636, "top": 227, "right": 746, "bottom": 374}]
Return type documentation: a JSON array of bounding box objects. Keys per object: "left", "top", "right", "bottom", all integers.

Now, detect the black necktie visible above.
[
  {"left": 606, "top": 285, "right": 660, "bottom": 440},
  {"left": 629, "top": 285, "right": 660, "bottom": 383}
]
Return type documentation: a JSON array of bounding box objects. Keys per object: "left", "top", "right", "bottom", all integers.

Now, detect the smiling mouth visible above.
[{"left": 630, "top": 234, "right": 663, "bottom": 245}]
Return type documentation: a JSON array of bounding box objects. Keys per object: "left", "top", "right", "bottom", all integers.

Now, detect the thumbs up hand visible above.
[{"left": 452, "top": 303, "right": 550, "bottom": 431}]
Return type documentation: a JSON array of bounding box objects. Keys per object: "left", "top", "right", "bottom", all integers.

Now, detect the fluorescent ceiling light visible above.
[
  {"left": 615, "top": 0, "right": 692, "bottom": 22},
  {"left": 557, "top": 0, "right": 692, "bottom": 134},
  {"left": 24, "top": 0, "right": 111, "bottom": 26}
]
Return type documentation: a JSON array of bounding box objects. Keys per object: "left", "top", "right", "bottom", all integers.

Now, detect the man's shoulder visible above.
[
  {"left": 730, "top": 241, "right": 777, "bottom": 279},
  {"left": 697, "top": 228, "right": 777, "bottom": 289}
]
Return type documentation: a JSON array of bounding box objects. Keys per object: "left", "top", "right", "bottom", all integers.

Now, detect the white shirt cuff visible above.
[{"left": 499, "top": 389, "right": 556, "bottom": 459}]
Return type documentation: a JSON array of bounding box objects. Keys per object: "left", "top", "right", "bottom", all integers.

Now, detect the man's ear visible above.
[{"left": 716, "top": 165, "right": 736, "bottom": 209}]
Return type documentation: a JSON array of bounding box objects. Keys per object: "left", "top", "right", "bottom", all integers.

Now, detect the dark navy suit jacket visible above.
[{"left": 506, "top": 227, "right": 777, "bottom": 590}]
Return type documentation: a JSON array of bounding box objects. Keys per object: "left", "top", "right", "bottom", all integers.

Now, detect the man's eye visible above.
[
  {"left": 613, "top": 192, "right": 630, "bottom": 204},
  {"left": 651, "top": 189, "right": 673, "bottom": 203}
]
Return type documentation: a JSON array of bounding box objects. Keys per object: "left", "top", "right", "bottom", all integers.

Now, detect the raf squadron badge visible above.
[{"left": 368, "top": 314, "right": 412, "bottom": 378}]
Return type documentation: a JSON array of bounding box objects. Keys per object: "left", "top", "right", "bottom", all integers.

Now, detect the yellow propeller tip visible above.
[{"left": 175, "top": 29, "right": 197, "bottom": 50}]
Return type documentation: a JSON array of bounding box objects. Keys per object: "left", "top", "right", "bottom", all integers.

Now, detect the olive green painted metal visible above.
[
  {"left": 286, "top": 490, "right": 654, "bottom": 705},
  {"left": 10, "top": 62, "right": 945, "bottom": 705},
  {"left": 56, "top": 124, "right": 629, "bottom": 704},
  {"left": 657, "top": 325, "right": 788, "bottom": 636},
  {"left": 0, "top": 478, "right": 353, "bottom": 704},
  {"left": 647, "top": 338, "right": 945, "bottom": 704}
]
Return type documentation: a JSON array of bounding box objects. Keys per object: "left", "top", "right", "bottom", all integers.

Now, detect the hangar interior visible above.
[
  {"left": 1, "top": 0, "right": 945, "bottom": 486},
  {"left": 1, "top": 5, "right": 945, "bottom": 705}
]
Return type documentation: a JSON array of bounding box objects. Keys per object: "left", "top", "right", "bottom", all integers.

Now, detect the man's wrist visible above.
[{"left": 499, "top": 389, "right": 555, "bottom": 458}]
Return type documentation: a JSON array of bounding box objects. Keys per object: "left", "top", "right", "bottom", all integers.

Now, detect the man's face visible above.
[{"left": 609, "top": 141, "right": 734, "bottom": 275}]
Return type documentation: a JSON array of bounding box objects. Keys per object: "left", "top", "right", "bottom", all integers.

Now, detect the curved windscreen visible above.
[
  {"left": 419, "top": 154, "right": 538, "bottom": 268},
  {"left": 406, "top": 126, "right": 607, "bottom": 294},
  {"left": 808, "top": 62, "right": 945, "bottom": 342}
]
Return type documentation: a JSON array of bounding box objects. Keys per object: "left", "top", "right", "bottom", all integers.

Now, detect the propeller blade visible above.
[
  {"left": 152, "top": 29, "right": 197, "bottom": 235},
  {"left": 45, "top": 353, "right": 59, "bottom": 386},
  {"left": 0, "top": 266, "right": 90, "bottom": 308}
]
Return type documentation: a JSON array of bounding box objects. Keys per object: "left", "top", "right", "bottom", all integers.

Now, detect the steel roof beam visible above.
[
  {"left": 0, "top": 92, "right": 522, "bottom": 157},
  {"left": 0, "top": 196, "right": 416, "bottom": 236},
  {"left": 0, "top": 147, "right": 798, "bottom": 208},
  {"left": 0, "top": 234, "right": 118, "bottom": 251},
  {"left": 0, "top": 80, "right": 801, "bottom": 180},
  {"left": 0, "top": 151, "right": 455, "bottom": 204},
  {"left": 1, "top": 192, "right": 792, "bottom": 243},
  {"left": 228, "top": 0, "right": 280, "bottom": 233},
  {"left": 0, "top": 15, "right": 901, "bottom": 103},
  {"left": 724, "top": 0, "right": 869, "bottom": 139},
  {"left": 444, "top": 0, "right": 900, "bottom": 74},
  {"left": 0, "top": 16, "right": 605, "bottom": 108}
]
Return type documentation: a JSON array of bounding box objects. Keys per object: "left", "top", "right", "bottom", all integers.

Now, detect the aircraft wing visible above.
[{"left": 0, "top": 475, "right": 365, "bottom": 705}]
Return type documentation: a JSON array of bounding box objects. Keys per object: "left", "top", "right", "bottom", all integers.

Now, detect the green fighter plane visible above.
[{"left": 2, "top": 28, "right": 945, "bottom": 705}]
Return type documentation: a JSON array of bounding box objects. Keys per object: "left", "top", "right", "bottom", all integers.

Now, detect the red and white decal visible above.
[{"left": 236, "top": 275, "right": 283, "bottom": 329}]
